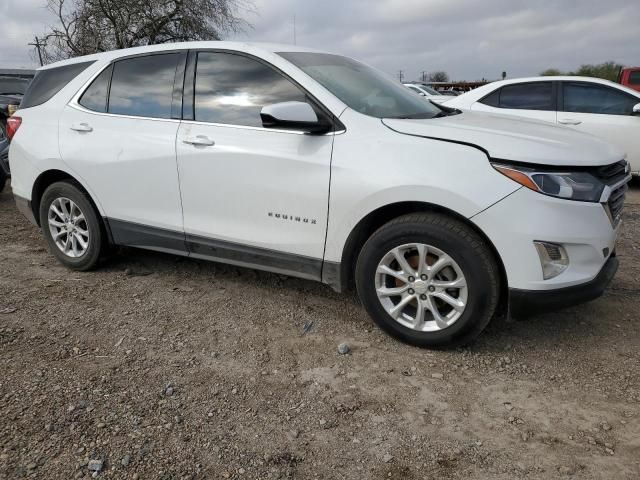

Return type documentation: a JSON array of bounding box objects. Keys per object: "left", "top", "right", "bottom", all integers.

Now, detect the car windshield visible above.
[
  {"left": 279, "top": 52, "right": 442, "bottom": 119},
  {"left": 0, "top": 77, "right": 30, "bottom": 95}
]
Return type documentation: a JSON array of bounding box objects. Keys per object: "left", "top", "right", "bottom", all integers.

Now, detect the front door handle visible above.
[
  {"left": 70, "top": 122, "right": 93, "bottom": 132},
  {"left": 183, "top": 135, "right": 215, "bottom": 146},
  {"left": 558, "top": 119, "right": 582, "bottom": 125}
]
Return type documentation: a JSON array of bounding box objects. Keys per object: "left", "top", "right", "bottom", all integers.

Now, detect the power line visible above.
[{"left": 28, "top": 36, "right": 46, "bottom": 66}]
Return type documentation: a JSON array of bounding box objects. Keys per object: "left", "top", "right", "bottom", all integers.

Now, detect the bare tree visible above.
[
  {"left": 428, "top": 71, "right": 449, "bottom": 83},
  {"left": 42, "top": 0, "right": 252, "bottom": 62}
]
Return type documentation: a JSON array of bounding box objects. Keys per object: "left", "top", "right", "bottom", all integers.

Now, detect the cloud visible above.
[{"left": 1, "top": 0, "right": 637, "bottom": 82}]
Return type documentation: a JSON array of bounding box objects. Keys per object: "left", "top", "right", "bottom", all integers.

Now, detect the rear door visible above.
[
  {"left": 471, "top": 81, "right": 557, "bottom": 123},
  {"left": 59, "top": 52, "right": 187, "bottom": 248},
  {"left": 557, "top": 81, "right": 640, "bottom": 170},
  {"left": 175, "top": 51, "right": 335, "bottom": 278}
]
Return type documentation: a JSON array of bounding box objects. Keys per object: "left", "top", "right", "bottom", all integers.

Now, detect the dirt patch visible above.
[{"left": 1, "top": 181, "right": 640, "bottom": 479}]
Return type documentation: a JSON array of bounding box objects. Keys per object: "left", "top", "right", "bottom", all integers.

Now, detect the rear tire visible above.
[
  {"left": 39, "top": 181, "right": 104, "bottom": 271},
  {"left": 355, "top": 212, "right": 500, "bottom": 348}
]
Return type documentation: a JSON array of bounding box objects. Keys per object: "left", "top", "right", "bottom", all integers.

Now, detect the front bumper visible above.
[{"left": 509, "top": 255, "right": 618, "bottom": 318}]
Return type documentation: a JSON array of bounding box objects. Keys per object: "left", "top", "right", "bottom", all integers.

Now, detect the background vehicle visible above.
[
  {"left": 618, "top": 67, "right": 640, "bottom": 92},
  {"left": 8, "top": 43, "right": 629, "bottom": 348},
  {"left": 403, "top": 83, "right": 443, "bottom": 98},
  {"left": 0, "top": 133, "right": 8, "bottom": 192},
  {"left": 445, "top": 76, "right": 640, "bottom": 175},
  {"left": 0, "top": 75, "right": 32, "bottom": 138}
]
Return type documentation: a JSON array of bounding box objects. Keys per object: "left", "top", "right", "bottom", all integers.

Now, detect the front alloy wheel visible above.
[
  {"left": 356, "top": 212, "right": 500, "bottom": 348},
  {"left": 375, "top": 243, "right": 468, "bottom": 332}
]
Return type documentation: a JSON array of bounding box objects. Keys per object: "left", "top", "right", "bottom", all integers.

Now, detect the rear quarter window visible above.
[{"left": 21, "top": 61, "right": 95, "bottom": 109}]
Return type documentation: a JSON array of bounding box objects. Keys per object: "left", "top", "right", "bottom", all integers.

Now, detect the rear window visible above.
[
  {"left": 0, "top": 77, "right": 31, "bottom": 96},
  {"left": 629, "top": 71, "right": 640, "bottom": 85},
  {"left": 21, "top": 61, "right": 94, "bottom": 109}
]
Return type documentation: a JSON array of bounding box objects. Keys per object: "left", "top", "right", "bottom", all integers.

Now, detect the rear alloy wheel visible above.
[
  {"left": 39, "top": 181, "right": 103, "bottom": 270},
  {"left": 356, "top": 212, "right": 500, "bottom": 348}
]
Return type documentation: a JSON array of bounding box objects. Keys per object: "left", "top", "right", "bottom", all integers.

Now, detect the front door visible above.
[
  {"left": 176, "top": 51, "right": 335, "bottom": 278},
  {"left": 558, "top": 81, "right": 640, "bottom": 171}
]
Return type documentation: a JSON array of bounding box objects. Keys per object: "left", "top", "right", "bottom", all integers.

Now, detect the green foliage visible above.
[{"left": 540, "top": 62, "right": 624, "bottom": 81}]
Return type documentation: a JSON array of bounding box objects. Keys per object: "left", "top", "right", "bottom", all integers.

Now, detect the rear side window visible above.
[
  {"left": 562, "top": 82, "right": 637, "bottom": 115},
  {"left": 79, "top": 65, "right": 113, "bottom": 113},
  {"left": 194, "top": 52, "right": 308, "bottom": 127},
  {"left": 108, "top": 54, "right": 180, "bottom": 119},
  {"left": 497, "top": 82, "right": 553, "bottom": 110},
  {"left": 21, "top": 61, "right": 94, "bottom": 109}
]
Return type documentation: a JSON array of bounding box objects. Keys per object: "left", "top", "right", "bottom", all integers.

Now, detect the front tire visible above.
[
  {"left": 39, "top": 181, "right": 104, "bottom": 271},
  {"left": 356, "top": 213, "right": 500, "bottom": 348}
]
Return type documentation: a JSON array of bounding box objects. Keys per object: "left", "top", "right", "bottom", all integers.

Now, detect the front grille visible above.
[{"left": 592, "top": 160, "right": 630, "bottom": 224}]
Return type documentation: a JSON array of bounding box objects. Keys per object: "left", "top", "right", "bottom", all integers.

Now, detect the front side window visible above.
[
  {"left": 108, "top": 54, "right": 179, "bottom": 119},
  {"left": 497, "top": 82, "right": 553, "bottom": 110},
  {"left": 279, "top": 52, "right": 443, "bottom": 119},
  {"left": 194, "top": 52, "right": 308, "bottom": 127},
  {"left": 563, "top": 82, "right": 637, "bottom": 115}
]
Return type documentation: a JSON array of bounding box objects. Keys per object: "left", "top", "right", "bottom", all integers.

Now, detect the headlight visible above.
[{"left": 491, "top": 163, "right": 605, "bottom": 202}]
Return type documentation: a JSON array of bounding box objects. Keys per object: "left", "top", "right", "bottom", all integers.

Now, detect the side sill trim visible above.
[{"left": 106, "top": 218, "right": 324, "bottom": 282}]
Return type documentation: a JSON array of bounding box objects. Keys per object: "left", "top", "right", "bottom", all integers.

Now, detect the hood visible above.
[{"left": 382, "top": 111, "right": 624, "bottom": 167}]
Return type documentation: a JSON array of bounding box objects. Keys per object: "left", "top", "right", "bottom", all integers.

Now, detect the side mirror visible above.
[
  {"left": 260, "top": 101, "right": 332, "bottom": 134},
  {"left": 633, "top": 103, "right": 640, "bottom": 115}
]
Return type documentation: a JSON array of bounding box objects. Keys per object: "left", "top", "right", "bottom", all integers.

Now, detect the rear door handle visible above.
[
  {"left": 183, "top": 135, "right": 215, "bottom": 146},
  {"left": 70, "top": 122, "right": 93, "bottom": 132},
  {"left": 558, "top": 119, "right": 582, "bottom": 125}
]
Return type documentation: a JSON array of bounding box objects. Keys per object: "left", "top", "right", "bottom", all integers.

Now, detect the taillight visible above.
[{"left": 6, "top": 116, "right": 22, "bottom": 140}]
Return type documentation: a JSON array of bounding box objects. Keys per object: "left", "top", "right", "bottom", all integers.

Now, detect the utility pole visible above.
[
  {"left": 421, "top": 71, "right": 427, "bottom": 82},
  {"left": 29, "top": 36, "right": 45, "bottom": 66},
  {"left": 398, "top": 70, "right": 404, "bottom": 82}
]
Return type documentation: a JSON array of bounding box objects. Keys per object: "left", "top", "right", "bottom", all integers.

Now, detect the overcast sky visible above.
[{"left": 1, "top": 0, "right": 638, "bottom": 81}]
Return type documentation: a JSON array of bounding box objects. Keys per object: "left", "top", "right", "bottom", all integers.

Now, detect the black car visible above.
[
  {"left": 0, "top": 76, "right": 31, "bottom": 137},
  {"left": 0, "top": 134, "right": 8, "bottom": 193}
]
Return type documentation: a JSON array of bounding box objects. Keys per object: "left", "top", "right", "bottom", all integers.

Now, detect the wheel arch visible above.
[
  {"left": 30, "top": 169, "right": 112, "bottom": 243},
  {"left": 330, "top": 201, "right": 508, "bottom": 314}
]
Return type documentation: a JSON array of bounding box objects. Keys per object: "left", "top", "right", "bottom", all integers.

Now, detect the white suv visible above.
[{"left": 8, "top": 42, "right": 631, "bottom": 347}]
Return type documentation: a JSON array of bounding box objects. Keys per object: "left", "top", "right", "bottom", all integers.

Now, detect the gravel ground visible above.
[{"left": 1, "top": 181, "right": 639, "bottom": 480}]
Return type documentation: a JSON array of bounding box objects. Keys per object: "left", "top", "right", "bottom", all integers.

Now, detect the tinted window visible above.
[
  {"left": 629, "top": 71, "right": 640, "bottom": 85},
  {"left": 563, "top": 83, "right": 637, "bottom": 115},
  {"left": 498, "top": 82, "right": 553, "bottom": 110},
  {"left": 109, "top": 54, "right": 179, "bottom": 119},
  {"left": 479, "top": 89, "right": 500, "bottom": 107},
  {"left": 279, "top": 52, "right": 443, "bottom": 119},
  {"left": 194, "top": 52, "right": 307, "bottom": 127},
  {"left": 79, "top": 65, "right": 112, "bottom": 113},
  {"left": 21, "top": 61, "right": 94, "bottom": 109}
]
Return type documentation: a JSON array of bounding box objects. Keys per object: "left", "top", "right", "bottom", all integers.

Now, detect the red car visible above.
[{"left": 618, "top": 67, "right": 640, "bottom": 92}]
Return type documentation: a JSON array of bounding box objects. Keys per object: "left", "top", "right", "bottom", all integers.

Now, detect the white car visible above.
[
  {"left": 8, "top": 43, "right": 631, "bottom": 348},
  {"left": 444, "top": 76, "right": 640, "bottom": 175},
  {"left": 404, "top": 83, "right": 443, "bottom": 98}
]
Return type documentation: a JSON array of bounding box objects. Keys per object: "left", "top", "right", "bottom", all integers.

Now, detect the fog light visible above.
[{"left": 534, "top": 241, "right": 569, "bottom": 280}]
